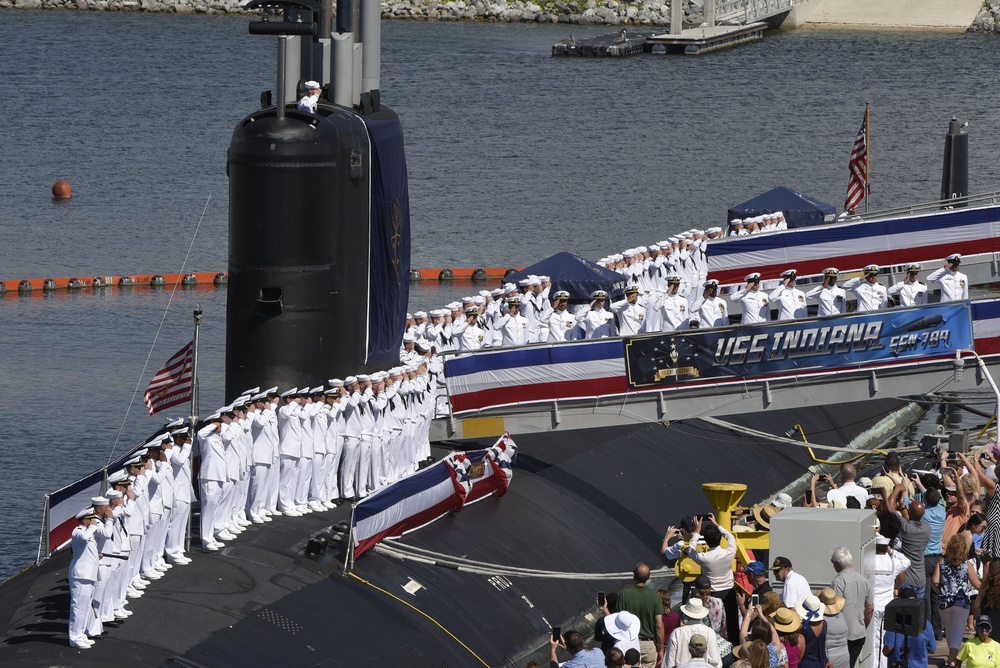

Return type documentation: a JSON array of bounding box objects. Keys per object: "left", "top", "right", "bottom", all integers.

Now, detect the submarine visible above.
[{"left": 0, "top": 1, "right": 943, "bottom": 665}]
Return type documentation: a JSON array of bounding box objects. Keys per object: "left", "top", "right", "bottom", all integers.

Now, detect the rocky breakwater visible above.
[
  {"left": 1, "top": 0, "right": 693, "bottom": 26},
  {"left": 969, "top": 1, "right": 1000, "bottom": 33}
]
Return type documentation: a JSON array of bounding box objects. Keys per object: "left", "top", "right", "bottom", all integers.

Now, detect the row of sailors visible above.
[
  {"left": 731, "top": 254, "right": 969, "bottom": 323},
  {"left": 402, "top": 253, "right": 972, "bottom": 355},
  {"left": 196, "top": 363, "right": 439, "bottom": 552},
  {"left": 68, "top": 429, "right": 196, "bottom": 648},
  {"left": 69, "top": 356, "right": 445, "bottom": 649},
  {"left": 728, "top": 211, "right": 788, "bottom": 236},
  {"left": 598, "top": 230, "right": 715, "bottom": 303}
]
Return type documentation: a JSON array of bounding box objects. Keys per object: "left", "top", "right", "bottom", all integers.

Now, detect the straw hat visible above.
[
  {"left": 769, "top": 607, "right": 802, "bottom": 633},
  {"left": 752, "top": 504, "right": 780, "bottom": 529},
  {"left": 795, "top": 595, "right": 825, "bottom": 623},
  {"left": 817, "top": 588, "right": 845, "bottom": 615}
]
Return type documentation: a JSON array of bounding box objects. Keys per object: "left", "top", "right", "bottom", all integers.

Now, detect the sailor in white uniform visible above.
[
  {"left": 68, "top": 507, "right": 108, "bottom": 648},
  {"left": 296, "top": 80, "right": 321, "bottom": 113},
  {"left": 927, "top": 253, "right": 969, "bottom": 302},
  {"left": 888, "top": 264, "right": 928, "bottom": 307},
  {"left": 769, "top": 269, "right": 808, "bottom": 320},
  {"left": 548, "top": 290, "right": 577, "bottom": 341},
  {"left": 730, "top": 272, "right": 770, "bottom": 324},
  {"left": 692, "top": 280, "right": 729, "bottom": 329},
  {"left": 275, "top": 388, "right": 304, "bottom": 515},
  {"left": 658, "top": 276, "right": 690, "bottom": 331},
  {"left": 197, "top": 414, "right": 227, "bottom": 550},
  {"left": 805, "top": 268, "right": 847, "bottom": 316},
  {"left": 843, "top": 264, "right": 888, "bottom": 311},
  {"left": 452, "top": 306, "right": 486, "bottom": 351},
  {"left": 609, "top": 285, "right": 646, "bottom": 336},
  {"left": 576, "top": 290, "right": 616, "bottom": 339},
  {"left": 494, "top": 296, "right": 529, "bottom": 346}
]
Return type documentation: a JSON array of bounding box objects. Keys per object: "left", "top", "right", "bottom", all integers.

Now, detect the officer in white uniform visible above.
[
  {"left": 68, "top": 507, "right": 108, "bottom": 648},
  {"left": 843, "top": 264, "right": 888, "bottom": 311},
  {"left": 576, "top": 290, "right": 616, "bottom": 339},
  {"left": 888, "top": 263, "right": 928, "bottom": 306},
  {"left": 494, "top": 296, "right": 529, "bottom": 346},
  {"left": 692, "top": 280, "right": 729, "bottom": 329},
  {"left": 197, "top": 414, "right": 227, "bottom": 551},
  {"left": 548, "top": 290, "right": 577, "bottom": 341},
  {"left": 609, "top": 285, "right": 646, "bottom": 336},
  {"left": 769, "top": 269, "right": 808, "bottom": 320},
  {"left": 452, "top": 306, "right": 486, "bottom": 351},
  {"left": 658, "top": 276, "right": 690, "bottom": 331},
  {"left": 730, "top": 272, "right": 770, "bottom": 324},
  {"left": 927, "top": 253, "right": 969, "bottom": 302},
  {"left": 805, "top": 268, "right": 847, "bottom": 316}
]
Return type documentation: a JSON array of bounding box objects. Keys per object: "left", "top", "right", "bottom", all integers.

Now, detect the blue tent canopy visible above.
[
  {"left": 506, "top": 252, "right": 627, "bottom": 303},
  {"left": 728, "top": 186, "right": 837, "bottom": 229}
]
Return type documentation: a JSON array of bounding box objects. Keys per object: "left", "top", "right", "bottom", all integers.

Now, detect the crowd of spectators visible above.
[{"left": 539, "top": 442, "right": 1000, "bottom": 668}]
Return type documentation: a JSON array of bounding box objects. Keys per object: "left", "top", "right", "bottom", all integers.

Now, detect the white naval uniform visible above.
[
  {"left": 768, "top": 285, "right": 807, "bottom": 320},
  {"left": 276, "top": 401, "right": 303, "bottom": 512},
  {"left": 805, "top": 284, "right": 847, "bottom": 316},
  {"left": 730, "top": 287, "right": 770, "bottom": 324},
  {"left": 609, "top": 299, "right": 646, "bottom": 336},
  {"left": 576, "top": 306, "right": 616, "bottom": 339},
  {"left": 659, "top": 293, "right": 690, "bottom": 332},
  {"left": 548, "top": 308, "right": 577, "bottom": 342},
  {"left": 494, "top": 312, "right": 529, "bottom": 346},
  {"left": 926, "top": 266, "right": 969, "bottom": 302},
  {"left": 843, "top": 277, "right": 888, "bottom": 311},
  {"left": 197, "top": 423, "right": 227, "bottom": 546},
  {"left": 887, "top": 279, "right": 927, "bottom": 307},
  {"left": 69, "top": 520, "right": 110, "bottom": 644},
  {"left": 694, "top": 296, "right": 729, "bottom": 329}
]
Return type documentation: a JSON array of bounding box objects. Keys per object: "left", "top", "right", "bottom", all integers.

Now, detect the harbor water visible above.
[{"left": 2, "top": 10, "right": 1000, "bottom": 579}]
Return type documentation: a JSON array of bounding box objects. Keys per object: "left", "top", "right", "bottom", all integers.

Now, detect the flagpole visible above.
[
  {"left": 191, "top": 307, "right": 202, "bottom": 423},
  {"left": 864, "top": 101, "right": 871, "bottom": 214}
]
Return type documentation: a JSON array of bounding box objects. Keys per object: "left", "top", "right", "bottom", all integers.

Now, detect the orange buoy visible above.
[{"left": 52, "top": 180, "right": 72, "bottom": 200}]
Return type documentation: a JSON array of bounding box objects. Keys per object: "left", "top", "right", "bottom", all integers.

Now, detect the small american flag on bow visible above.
[
  {"left": 143, "top": 341, "right": 194, "bottom": 416},
  {"left": 844, "top": 104, "right": 869, "bottom": 213}
]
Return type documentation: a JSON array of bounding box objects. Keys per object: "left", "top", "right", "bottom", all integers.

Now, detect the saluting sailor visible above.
[
  {"left": 888, "top": 263, "right": 928, "bottom": 307},
  {"left": 805, "top": 268, "right": 847, "bottom": 316},
  {"left": 548, "top": 290, "right": 577, "bottom": 341},
  {"left": 730, "top": 272, "right": 770, "bottom": 324},
  {"left": 843, "top": 264, "right": 888, "bottom": 311},
  {"left": 494, "top": 296, "right": 529, "bottom": 346},
  {"left": 609, "top": 285, "right": 646, "bottom": 336},
  {"left": 576, "top": 290, "right": 616, "bottom": 339},
  {"left": 927, "top": 253, "right": 969, "bottom": 302},
  {"left": 693, "top": 280, "right": 729, "bottom": 329},
  {"left": 769, "top": 269, "right": 807, "bottom": 320},
  {"left": 658, "top": 275, "right": 690, "bottom": 332},
  {"left": 68, "top": 507, "right": 108, "bottom": 648}
]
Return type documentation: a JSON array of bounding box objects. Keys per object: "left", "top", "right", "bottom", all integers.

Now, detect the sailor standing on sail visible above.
[
  {"left": 730, "top": 273, "right": 770, "bottom": 324},
  {"left": 297, "top": 80, "right": 321, "bottom": 113},
  {"left": 805, "top": 268, "right": 847, "bottom": 316},
  {"left": 927, "top": 253, "right": 969, "bottom": 302},
  {"left": 843, "top": 265, "right": 888, "bottom": 311}
]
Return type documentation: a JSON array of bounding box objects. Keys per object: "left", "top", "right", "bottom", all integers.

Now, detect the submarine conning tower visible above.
[{"left": 226, "top": 0, "right": 410, "bottom": 398}]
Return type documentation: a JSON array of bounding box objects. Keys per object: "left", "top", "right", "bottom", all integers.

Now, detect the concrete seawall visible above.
[{"left": 805, "top": 0, "right": 984, "bottom": 32}]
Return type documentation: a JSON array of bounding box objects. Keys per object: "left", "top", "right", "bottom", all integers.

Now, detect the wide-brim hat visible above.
[
  {"left": 605, "top": 611, "right": 640, "bottom": 642},
  {"left": 752, "top": 503, "right": 779, "bottom": 529},
  {"left": 770, "top": 607, "right": 802, "bottom": 633},
  {"left": 818, "top": 587, "right": 845, "bottom": 615},
  {"left": 796, "top": 594, "right": 825, "bottom": 623},
  {"left": 680, "top": 597, "right": 710, "bottom": 620}
]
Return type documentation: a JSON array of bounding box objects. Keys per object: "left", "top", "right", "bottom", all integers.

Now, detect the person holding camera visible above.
[
  {"left": 687, "top": 514, "right": 739, "bottom": 643},
  {"left": 927, "top": 253, "right": 969, "bottom": 303}
]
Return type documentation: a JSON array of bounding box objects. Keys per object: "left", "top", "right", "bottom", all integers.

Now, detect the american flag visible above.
[
  {"left": 143, "top": 341, "right": 194, "bottom": 416},
  {"left": 844, "top": 110, "right": 868, "bottom": 212}
]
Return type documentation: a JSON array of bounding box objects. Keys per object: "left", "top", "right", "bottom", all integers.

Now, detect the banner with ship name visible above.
[
  {"left": 350, "top": 434, "right": 517, "bottom": 559},
  {"left": 624, "top": 302, "right": 973, "bottom": 389}
]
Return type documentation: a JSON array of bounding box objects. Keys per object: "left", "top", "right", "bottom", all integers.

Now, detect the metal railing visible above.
[{"left": 716, "top": 0, "right": 793, "bottom": 24}]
